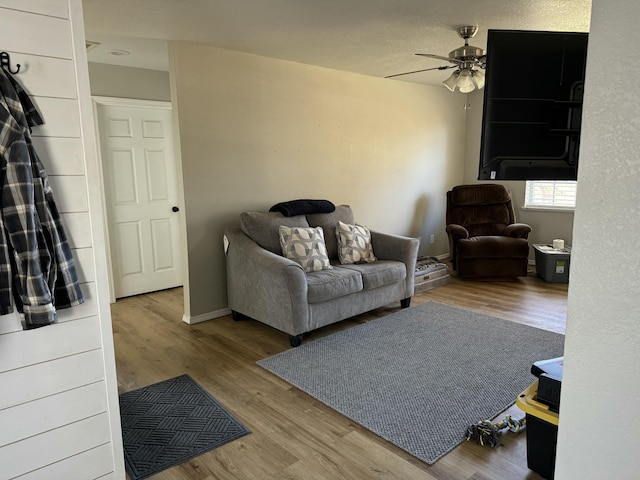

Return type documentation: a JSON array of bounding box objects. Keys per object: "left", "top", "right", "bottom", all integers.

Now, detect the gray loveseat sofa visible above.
[{"left": 224, "top": 205, "right": 420, "bottom": 346}]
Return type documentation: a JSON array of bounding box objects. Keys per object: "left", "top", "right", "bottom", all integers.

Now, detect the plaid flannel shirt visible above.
[{"left": 0, "top": 68, "right": 83, "bottom": 329}]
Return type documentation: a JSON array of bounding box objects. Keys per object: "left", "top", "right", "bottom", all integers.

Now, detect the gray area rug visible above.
[
  {"left": 257, "top": 302, "right": 564, "bottom": 465},
  {"left": 119, "top": 374, "right": 250, "bottom": 480}
]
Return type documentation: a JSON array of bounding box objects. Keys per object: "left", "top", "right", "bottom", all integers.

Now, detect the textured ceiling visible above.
[{"left": 82, "top": 0, "right": 591, "bottom": 86}]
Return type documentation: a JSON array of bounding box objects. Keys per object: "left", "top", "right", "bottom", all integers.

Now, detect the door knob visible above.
[{"left": 172, "top": 206, "right": 180, "bottom": 212}]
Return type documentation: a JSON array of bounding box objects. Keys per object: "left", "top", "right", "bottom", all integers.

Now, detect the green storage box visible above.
[{"left": 533, "top": 244, "right": 571, "bottom": 283}]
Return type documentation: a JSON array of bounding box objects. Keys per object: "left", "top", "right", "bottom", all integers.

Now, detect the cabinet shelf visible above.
[
  {"left": 550, "top": 129, "right": 581, "bottom": 135},
  {"left": 490, "top": 121, "right": 548, "bottom": 126},
  {"left": 553, "top": 100, "right": 582, "bottom": 107}
]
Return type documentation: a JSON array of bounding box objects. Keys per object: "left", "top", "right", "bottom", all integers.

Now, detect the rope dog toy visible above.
[{"left": 465, "top": 415, "right": 526, "bottom": 447}]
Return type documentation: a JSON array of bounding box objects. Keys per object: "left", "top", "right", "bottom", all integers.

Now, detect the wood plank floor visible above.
[{"left": 110, "top": 265, "right": 567, "bottom": 480}]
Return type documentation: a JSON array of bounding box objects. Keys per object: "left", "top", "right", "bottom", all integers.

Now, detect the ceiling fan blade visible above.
[
  {"left": 415, "top": 53, "right": 462, "bottom": 64},
  {"left": 385, "top": 65, "right": 456, "bottom": 79}
]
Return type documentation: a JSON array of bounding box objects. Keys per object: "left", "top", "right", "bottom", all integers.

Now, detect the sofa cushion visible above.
[
  {"left": 279, "top": 225, "right": 333, "bottom": 273},
  {"left": 306, "top": 205, "right": 355, "bottom": 260},
  {"left": 336, "top": 221, "right": 377, "bottom": 264},
  {"left": 306, "top": 266, "right": 363, "bottom": 304},
  {"left": 240, "top": 211, "right": 309, "bottom": 254},
  {"left": 339, "top": 260, "right": 406, "bottom": 290}
]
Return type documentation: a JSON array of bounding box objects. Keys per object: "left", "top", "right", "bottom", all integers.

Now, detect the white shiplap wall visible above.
[{"left": 0, "top": 1, "right": 124, "bottom": 478}]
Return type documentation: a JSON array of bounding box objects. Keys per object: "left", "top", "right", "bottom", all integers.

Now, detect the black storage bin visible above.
[
  {"left": 526, "top": 412, "right": 558, "bottom": 479},
  {"left": 517, "top": 382, "right": 560, "bottom": 479}
]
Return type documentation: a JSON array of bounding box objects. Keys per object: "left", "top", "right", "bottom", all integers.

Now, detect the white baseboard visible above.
[
  {"left": 431, "top": 253, "right": 533, "bottom": 265},
  {"left": 182, "top": 308, "right": 231, "bottom": 325},
  {"left": 430, "top": 253, "right": 536, "bottom": 265}
]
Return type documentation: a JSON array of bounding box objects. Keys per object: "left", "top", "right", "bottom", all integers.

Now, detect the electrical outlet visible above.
[{"left": 430, "top": 234, "right": 435, "bottom": 244}]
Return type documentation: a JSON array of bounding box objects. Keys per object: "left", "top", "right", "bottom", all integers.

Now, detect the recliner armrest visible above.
[
  {"left": 504, "top": 223, "right": 532, "bottom": 239},
  {"left": 446, "top": 224, "right": 469, "bottom": 239}
]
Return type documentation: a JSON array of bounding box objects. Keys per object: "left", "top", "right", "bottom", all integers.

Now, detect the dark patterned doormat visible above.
[{"left": 119, "top": 374, "right": 250, "bottom": 480}]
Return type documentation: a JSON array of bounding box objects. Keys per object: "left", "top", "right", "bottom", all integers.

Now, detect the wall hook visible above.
[{"left": 0, "top": 52, "right": 21, "bottom": 74}]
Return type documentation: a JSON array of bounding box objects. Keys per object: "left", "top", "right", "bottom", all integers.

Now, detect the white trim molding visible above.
[{"left": 183, "top": 308, "right": 232, "bottom": 325}]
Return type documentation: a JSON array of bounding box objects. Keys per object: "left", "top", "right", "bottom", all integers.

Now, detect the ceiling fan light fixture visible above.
[
  {"left": 471, "top": 70, "right": 485, "bottom": 90},
  {"left": 443, "top": 71, "right": 459, "bottom": 92},
  {"left": 387, "top": 25, "right": 487, "bottom": 93},
  {"left": 456, "top": 70, "right": 474, "bottom": 92},
  {"left": 458, "top": 82, "right": 476, "bottom": 94}
]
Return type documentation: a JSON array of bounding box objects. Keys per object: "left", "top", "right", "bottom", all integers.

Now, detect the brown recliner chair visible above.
[{"left": 446, "top": 184, "right": 531, "bottom": 280}]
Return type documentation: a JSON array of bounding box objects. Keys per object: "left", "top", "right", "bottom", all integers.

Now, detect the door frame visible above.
[{"left": 92, "top": 96, "right": 188, "bottom": 305}]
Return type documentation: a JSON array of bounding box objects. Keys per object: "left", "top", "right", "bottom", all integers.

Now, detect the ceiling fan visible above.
[{"left": 386, "top": 26, "right": 487, "bottom": 93}]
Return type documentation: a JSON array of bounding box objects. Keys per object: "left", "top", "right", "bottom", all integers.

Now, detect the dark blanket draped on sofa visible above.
[{"left": 269, "top": 199, "right": 335, "bottom": 217}]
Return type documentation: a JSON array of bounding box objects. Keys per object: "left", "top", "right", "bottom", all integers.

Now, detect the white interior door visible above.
[{"left": 97, "top": 100, "right": 182, "bottom": 298}]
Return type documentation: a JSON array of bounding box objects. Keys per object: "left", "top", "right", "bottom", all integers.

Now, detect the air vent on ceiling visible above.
[{"left": 86, "top": 40, "right": 101, "bottom": 51}]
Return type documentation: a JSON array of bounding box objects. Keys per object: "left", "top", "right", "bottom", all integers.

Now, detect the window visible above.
[{"left": 524, "top": 181, "right": 577, "bottom": 209}]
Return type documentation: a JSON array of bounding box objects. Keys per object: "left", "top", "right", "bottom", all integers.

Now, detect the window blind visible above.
[{"left": 525, "top": 181, "right": 577, "bottom": 208}]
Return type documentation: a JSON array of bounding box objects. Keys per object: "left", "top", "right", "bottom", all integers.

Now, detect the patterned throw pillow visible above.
[
  {"left": 335, "top": 221, "right": 377, "bottom": 264},
  {"left": 279, "top": 225, "right": 333, "bottom": 273}
]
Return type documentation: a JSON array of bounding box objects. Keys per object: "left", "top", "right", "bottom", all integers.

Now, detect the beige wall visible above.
[
  {"left": 170, "top": 42, "right": 466, "bottom": 319},
  {"left": 463, "top": 90, "right": 575, "bottom": 257},
  {"left": 88, "top": 62, "right": 171, "bottom": 101}
]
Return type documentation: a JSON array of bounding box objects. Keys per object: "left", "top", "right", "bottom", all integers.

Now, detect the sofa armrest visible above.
[
  {"left": 370, "top": 230, "right": 420, "bottom": 264},
  {"left": 504, "top": 223, "right": 532, "bottom": 239},
  {"left": 370, "top": 231, "right": 420, "bottom": 297},
  {"left": 224, "top": 226, "right": 309, "bottom": 335},
  {"left": 446, "top": 224, "right": 469, "bottom": 240}
]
